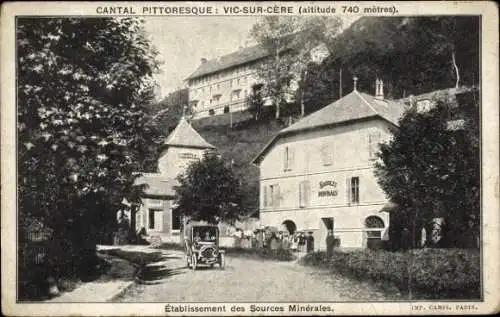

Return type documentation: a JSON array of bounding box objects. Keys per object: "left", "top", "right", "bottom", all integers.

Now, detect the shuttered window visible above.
[
  {"left": 369, "top": 132, "right": 381, "bottom": 159},
  {"left": 351, "top": 177, "right": 360, "bottom": 204},
  {"left": 299, "top": 180, "right": 310, "bottom": 208},
  {"left": 284, "top": 146, "right": 294, "bottom": 171},
  {"left": 262, "top": 186, "right": 269, "bottom": 207},
  {"left": 273, "top": 184, "right": 280, "bottom": 208}
]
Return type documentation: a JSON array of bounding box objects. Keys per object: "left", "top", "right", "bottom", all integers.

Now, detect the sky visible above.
[
  {"left": 143, "top": 16, "right": 359, "bottom": 100},
  {"left": 144, "top": 16, "right": 259, "bottom": 99}
]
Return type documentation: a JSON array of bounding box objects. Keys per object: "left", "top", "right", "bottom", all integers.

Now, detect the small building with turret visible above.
[{"left": 133, "top": 117, "right": 215, "bottom": 239}]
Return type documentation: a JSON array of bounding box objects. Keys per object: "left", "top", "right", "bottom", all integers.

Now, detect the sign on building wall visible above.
[
  {"left": 318, "top": 180, "right": 338, "bottom": 197},
  {"left": 178, "top": 152, "right": 198, "bottom": 160}
]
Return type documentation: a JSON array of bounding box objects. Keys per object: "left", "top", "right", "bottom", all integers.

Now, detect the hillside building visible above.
[
  {"left": 185, "top": 42, "right": 329, "bottom": 119},
  {"left": 252, "top": 78, "right": 407, "bottom": 250}
]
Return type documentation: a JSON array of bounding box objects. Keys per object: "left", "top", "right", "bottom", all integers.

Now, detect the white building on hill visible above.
[
  {"left": 185, "top": 42, "right": 329, "bottom": 119},
  {"left": 252, "top": 78, "right": 407, "bottom": 250}
]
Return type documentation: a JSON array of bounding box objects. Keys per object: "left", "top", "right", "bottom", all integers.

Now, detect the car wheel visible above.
[
  {"left": 191, "top": 254, "right": 197, "bottom": 271},
  {"left": 219, "top": 253, "right": 225, "bottom": 270}
]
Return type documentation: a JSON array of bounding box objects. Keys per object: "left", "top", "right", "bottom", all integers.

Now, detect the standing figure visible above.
[
  {"left": 325, "top": 230, "right": 335, "bottom": 257},
  {"left": 306, "top": 231, "right": 315, "bottom": 253}
]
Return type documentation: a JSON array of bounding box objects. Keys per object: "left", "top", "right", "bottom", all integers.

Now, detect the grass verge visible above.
[{"left": 300, "top": 248, "right": 480, "bottom": 300}]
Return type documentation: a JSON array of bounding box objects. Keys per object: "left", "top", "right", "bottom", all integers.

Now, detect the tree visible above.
[
  {"left": 302, "top": 16, "right": 479, "bottom": 104},
  {"left": 374, "top": 94, "right": 479, "bottom": 249},
  {"left": 174, "top": 152, "right": 245, "bottom": 225},
  {"left": 18, "top": 17, "right": 161, "bottom": 280},
  {"left": 247, "top": 83, "right": 264, "bottom": 121},
  {"left": 250, "top": 16, "right": 342, "bottom": 119}
]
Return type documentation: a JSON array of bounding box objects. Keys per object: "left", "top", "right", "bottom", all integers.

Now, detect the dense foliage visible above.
[
  {"left": 301, "top": 249, "right": 480, "bottom": 299},
  {"left": 195, "top": 119, "right": 286, "bottom": 214},
  {"left": 374, "top": 95, "right": 479, "bottom": 248},
  {"left": 174, "top": 152, "right": 246, "bottom": 224},
  {"left": 250, "top": 16, "right": 342, "bottom": 119},
  {"left": 18, "top": 17, "right": 161, "bottom": 286},
  {"left": 302, "top": 16, "right": 479, "bottom": 114}
]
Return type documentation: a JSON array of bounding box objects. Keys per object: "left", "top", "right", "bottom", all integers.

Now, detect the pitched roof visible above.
[
  {"left": 252, "top": 90, "right": 407, "bottom": 164},
  {"left": 164, "top": 117, "right": 215, "bottom": 149},
  {"left": 186, "top": 44, "right": 269, "bottom": 80},
  {"left": 134, "top": 173, "right": 178, "bottom": 197}
]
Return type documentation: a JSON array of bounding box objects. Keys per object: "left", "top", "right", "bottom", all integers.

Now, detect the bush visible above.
[{"left": 300, "top": 248, "right": 480, "bottom": 299}]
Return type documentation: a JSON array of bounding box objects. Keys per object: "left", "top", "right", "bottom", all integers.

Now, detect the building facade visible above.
[
  {"left": 186, "top": 45, "right": 267, "bottom": 119},
  {"left": 185, "top": 42, "right": 329, "bottom": 119},
  {"left": 253, "top": 80, "right": 407, "bottom": 250},
  {"left": 133, "top": 117, "right": 215, "bottom": 240}
]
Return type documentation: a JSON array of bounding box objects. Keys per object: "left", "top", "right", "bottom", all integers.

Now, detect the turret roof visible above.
[{"left": 164, "top": 117, "right": 215, "bottom": 149}]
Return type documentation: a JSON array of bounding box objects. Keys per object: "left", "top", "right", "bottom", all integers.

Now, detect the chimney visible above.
[
  {"left": 353, "top": 76, "right": 358, "bottom": 91},
  {"left": 375, "top": 78, "right": 384, "bottom": 100},
  {"left": 201, "top": 58, "right": 207, "bottom": 64}
]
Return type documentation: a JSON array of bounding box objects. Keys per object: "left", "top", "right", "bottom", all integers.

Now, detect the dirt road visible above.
[{"left": 116, "top": 251, "right": 402, "bottom": 302}]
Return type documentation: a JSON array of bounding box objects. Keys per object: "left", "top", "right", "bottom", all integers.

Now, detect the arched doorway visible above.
[
  {"left": 281, "top": 220, "right": 297, "bottom": 235},
  {"left": 365, "top": 216, "right": 385, "bottom": 249}
]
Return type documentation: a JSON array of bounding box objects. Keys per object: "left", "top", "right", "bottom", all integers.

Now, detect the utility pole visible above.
[{"left": 339, "top": 68, "right": 343, "bottom": 98}]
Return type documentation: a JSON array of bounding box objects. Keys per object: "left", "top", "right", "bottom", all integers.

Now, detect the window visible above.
[
  {"left": 148, "top": 209, "right": 155, "bottom": 229},
  {"left": 263, "top": 184, "right": 280, "bottom": 208},
  {"left": 270, "top": 184, "right": 280, "bottom": 208},
  {"left": 299, "top": 180, "right": 310, "bottom": 208},
  {"left": 232, "top": 89, "right": 241, "bottom": 100},
  {"left": 224, "top": 106, "right": 230, "bottom": 113},
  {"left": 263, "top": 186, "right": 268, "bottom": 207},
  {"left": 347, "top": 177, "right": 360, "bottom": 204},
  {"left": 320, "top": 143, "right": 333, "bottom": 166},
  {"left": 148, "top": 208, "right": 163, "bottom": 231},
  {"left": 369, "top": 132, "right": 381, "bottom": 159},
  {"left": 171, "top": 208, "right": 181, "bottom": 231},
  {"left": 284, "top": 146, "right": 294, "bottom": 171},
  {"left": 365, "top": 216, "right": 385, "bottom": 249}
]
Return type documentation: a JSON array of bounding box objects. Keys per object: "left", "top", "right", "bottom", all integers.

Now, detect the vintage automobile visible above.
[{"left": 184, "top": 224, "right": 225, "bottom": 270}]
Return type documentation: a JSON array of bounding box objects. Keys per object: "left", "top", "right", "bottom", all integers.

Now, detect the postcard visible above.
[{"left": 1, "top": 1, "right": 499, "bottom": 316}]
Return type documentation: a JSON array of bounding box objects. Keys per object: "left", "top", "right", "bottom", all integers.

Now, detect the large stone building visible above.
[
  {"left": 185, "top": 42, "right": 329, "bottom": 119},
  {"left": 252, "top": 79, "right": 407, "bottom": 250},
  {"left": 133, "top": 117, "right": 215, "bottom": 240},
  {"left": 186, "top": 45, "right": 266, "bottom": 119}
]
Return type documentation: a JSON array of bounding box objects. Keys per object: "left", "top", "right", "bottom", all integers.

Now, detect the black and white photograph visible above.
[{"left": 1, "top": 1, "right": 499, "bottom": 316}]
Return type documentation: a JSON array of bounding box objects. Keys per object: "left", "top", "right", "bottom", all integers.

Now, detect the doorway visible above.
[
  {"left": 281, "top": 220, "right": 297, "bottom": 235},
  {"left": 320, "top": 217, "right": 335, "bottom": 251}
]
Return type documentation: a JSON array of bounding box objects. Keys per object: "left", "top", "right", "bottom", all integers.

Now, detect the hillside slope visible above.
[{"left": 195, "top": 117, "right": 286, "bottom": 214}]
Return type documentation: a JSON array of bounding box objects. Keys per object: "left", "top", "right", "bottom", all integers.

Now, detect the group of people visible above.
[{"left": 290, "top": 231, "right": 315, "bottom": 253}]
